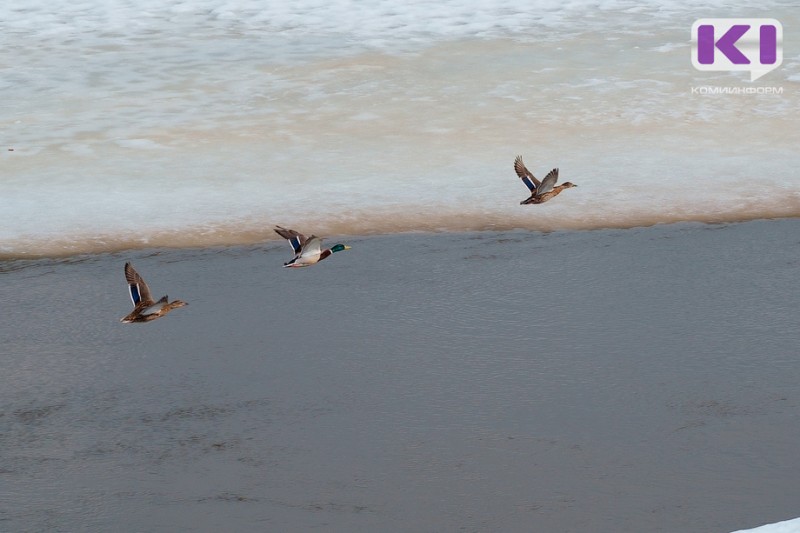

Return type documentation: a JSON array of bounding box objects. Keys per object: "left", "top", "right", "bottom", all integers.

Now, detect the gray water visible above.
[{"left": 2, "top": 219, "right": 799, "bottom": 532}]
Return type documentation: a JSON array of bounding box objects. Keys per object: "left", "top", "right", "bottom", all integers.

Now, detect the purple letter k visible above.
[{"left": 697, "top": 24, "right": 750, "bottom": 64}]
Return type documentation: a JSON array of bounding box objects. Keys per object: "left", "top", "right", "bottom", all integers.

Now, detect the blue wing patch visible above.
[
  {"left": 522, "top": 176, "right": 537, "bottom": 193},
  {"left": 129, "top": 283, "right": 142, "bottom": 305},
  {"left": 289, "top": 236, "right": 302, "bottom": 254}
]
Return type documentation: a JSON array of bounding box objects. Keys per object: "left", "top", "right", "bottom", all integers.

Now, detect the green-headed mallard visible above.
[
  {"left": 120, "top": 262, "right": 187, "bottom": 323},
  {"left": 514, "top": 155, "right": 577, "bottom": 204},
  {"left": 274, "top": 226, "right": 351, "bottom": 268}
]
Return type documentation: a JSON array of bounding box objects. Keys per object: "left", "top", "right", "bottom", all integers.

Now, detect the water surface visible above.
[{"left": 2, "top": 219, "right": 799, "bottom": 531}]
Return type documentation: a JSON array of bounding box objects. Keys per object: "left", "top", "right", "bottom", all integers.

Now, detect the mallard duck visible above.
[
  {"left": 274, "top": 226, "right": 351, "bottom": 268},
  {"left": 514, "top": 155, "right": 577, "bottom": 204},
  {"left": 120, "top": 262, "right": 187, "bottom": 323}
]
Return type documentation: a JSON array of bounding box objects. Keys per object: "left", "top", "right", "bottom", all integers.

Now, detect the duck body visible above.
[
  {"left": 283, "top": 247, "right": 332, "bottom": 268},
  {"left": 520, "top": 182, "right": 577, "bottom": 204},
  {"left": 121, "top": 296, "right": 188, "bottom": 323},
  {"left": 120, "top": 262, "right": 187, "bottom": 323},
  {"left": 274, "top": 226, "right": 350, "bottom": 268}
]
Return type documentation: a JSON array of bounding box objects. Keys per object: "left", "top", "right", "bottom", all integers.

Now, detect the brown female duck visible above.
[
  {"left": 120, "top": 262, "right": 187, "bottom": 323},
  {"left": 514, "top": 155, "right": 577, "bottom": 204}
]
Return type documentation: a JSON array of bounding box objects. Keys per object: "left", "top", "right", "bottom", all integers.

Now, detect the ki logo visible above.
[{"left": 691, "top": 19, "right": 783, "bottom": 81}]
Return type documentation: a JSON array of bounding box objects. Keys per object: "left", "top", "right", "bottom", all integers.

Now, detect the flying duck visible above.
[
  {"left": 274, "top": 226, "right": 351, "bottom": 267},
  {"left": 120, "top": 262, "right": 187, "bottom": 323},
  {"left": 514, "top": 155, "right": 577, "bottom": 204}
]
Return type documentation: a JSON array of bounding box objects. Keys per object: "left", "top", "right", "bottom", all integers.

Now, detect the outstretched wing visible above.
[
  {"left": 299, "top": 236, "right": 323, "bottom": 258},
  {"left": 274, "top": 226, "right": 307, "bottom": 255},
  {"left": 535, "top": 168, "right": 559, "bottom": 196},
  {"left": 124, "top": 262, "right": 154, "bottom": 307},
  {"left": 514, "top": 155, "right": 540, "bottom": 192}
]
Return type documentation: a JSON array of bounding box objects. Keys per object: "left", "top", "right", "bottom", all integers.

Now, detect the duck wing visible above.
[
  {"left": 535, "top": 168, "right": 559, "bottom": 196},
  {"left": 274, "top": 226, "right": 308, "bottom": 256},
  {"left": 299, "top": 236, "right": 323, "bottom": 258},
  {"left": 125, "top": 262, "right": 155, "bottom": 306},
  {"left": 514, "top": 155, "right": 540, "bottom": 192}
]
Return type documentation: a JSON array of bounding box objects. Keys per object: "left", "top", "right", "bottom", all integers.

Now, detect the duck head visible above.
[{"left": 330, "top": 244, "right": 351, "bottom": 253}]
